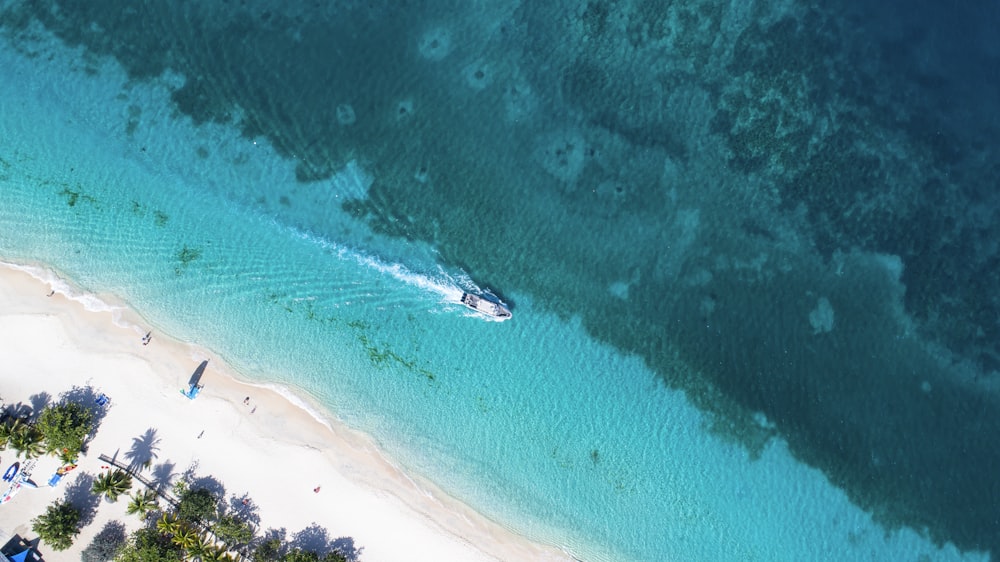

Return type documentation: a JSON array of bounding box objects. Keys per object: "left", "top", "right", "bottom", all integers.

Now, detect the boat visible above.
[
  {"left": 460, "top": 291, "right": 512, "bottom": 320},
  {"left": 2, "top": 462, "right": 18, "bottom": 483}
]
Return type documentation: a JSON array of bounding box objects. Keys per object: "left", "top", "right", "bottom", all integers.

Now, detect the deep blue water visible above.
[{"left": 1, "top": 1, "right": 999, "bottom": 560}]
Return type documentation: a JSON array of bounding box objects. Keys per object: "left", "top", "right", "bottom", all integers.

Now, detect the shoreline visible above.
[{"left": 0, "top": 261, "right": 573, "bottom": 562}]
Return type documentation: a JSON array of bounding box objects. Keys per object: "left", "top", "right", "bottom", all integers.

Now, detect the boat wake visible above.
[
  {"left": 355, "top": 255, "right": 510, "bottom": 321},
  {"left": 281, "top": 223, "right": 502, "bottom": 320}
]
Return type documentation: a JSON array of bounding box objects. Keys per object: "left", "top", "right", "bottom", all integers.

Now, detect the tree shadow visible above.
[
  {"left": 331, "top": 537, "right": 361, "bottom": 562},
  {"left": 289, "top": 524, "right": 361, "bottom": 561},
  {"left": 249, "top": 527, "right": 287, "bottom": 558},
  {"left": 227, "top": 492, "right": 262, "bottom": 528},
  {"left": 289, "top": 524, "right": 330, "bottom": 553},
  {"left": 180, "top": 461, "right": 200, "bottom": 484},
  {"left": 149, "top": 461, "right": 177, "bottom": 493},
  {"left": 188, "top": 474, "right": 226, "bottom": 500},
  {"left": 260, "top": 527, "right": 286, "bottom": 542},
  {"left": 1, "top": 401, "right": 35, "bottom": 422},
  {"left": 81, "top": 520, "right": 127, "bottom": 562},
  {"left": 62, "top": 471, "right": 101, "bottom": 527},
  {"left": 178, "top": 463, "right": 226, "bottom": 499},
  {"left": 28, "top": 393, "right": 51, "bottom": 419},
  {"left": 123, "top": 428, "right": 160, "bottom": 473}
]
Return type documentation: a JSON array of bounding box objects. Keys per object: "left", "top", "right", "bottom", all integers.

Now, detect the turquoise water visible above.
[{"left": 2, "top": 2, "right": 1000, "bottom": 561}]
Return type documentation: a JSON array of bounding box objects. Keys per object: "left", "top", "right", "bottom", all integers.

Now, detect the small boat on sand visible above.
[{"left": 460, "top": 292, "right": 512, "bottom": 320}]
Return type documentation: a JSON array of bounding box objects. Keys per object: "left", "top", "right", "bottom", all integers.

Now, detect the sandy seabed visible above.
[{"left": 0, "top": 264, "right": 570, "bottom": 562}]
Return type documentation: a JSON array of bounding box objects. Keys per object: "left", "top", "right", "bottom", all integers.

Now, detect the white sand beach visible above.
[{"left": 0, "top": 264, "right": 570, "bottom": 562}]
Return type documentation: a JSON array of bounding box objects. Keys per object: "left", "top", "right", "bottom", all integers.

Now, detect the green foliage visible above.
[
  {"left": 31, "top": 500, "right": 81, "bottom": 551},
  {"left": 7, "top": 419, "right": 45, "bottom": 459},
  {"left": 176, "top": 486, "right": 218, "bottom": 523},
  {"left": 0, "top": 418, "right": 14, "bottom": 449},
  {"left": 202, "top": 544, "right": 236, "bottom": 561},
  {"left": 58, "top": 447, "right": 78, "bottom": 464},
  {"left": 92, "top": 469, "right": 133, "bottom": 502},
  {"left": 280, "top": 549, "right": 347, "bottom": 562},
  {"left": 156, "top": 513, "right": 180, "bottom": 536},
  {"left": 253, "top": 538, "right": 283, "bottom": 562},
  {"left": 212, "top": 514, "right": 254, "bottom": 548},
  {"left": 170, "top": 526, "right": 199, "bottom": 550},
  {"left": 37, "top": 401, "right": 94, "bottom": 456},
  {"left": 184, "top": 534, "right": 214, "bottom": 561},
  {"left": 115, "top": 527, "right": 184, "bottom": 562},
  {"left": 282, "top": 549, "right": 320, "bottom": 562},
  {"left": 126, "top": 489, "right": 159, "bottom": 518}
]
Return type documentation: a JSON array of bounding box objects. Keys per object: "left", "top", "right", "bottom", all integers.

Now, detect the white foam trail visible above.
[
  {"left": 238, "top": 178, "right": 496, "bottom": 316},
  {"left": 1, "top": 261, "right": 121, "bottom": 314},
  {"left": 275, "top": 219, "right": 474, "bottom": 306},
  {"left": 354, "top": 255, "right": 465, "bottom": 302}
]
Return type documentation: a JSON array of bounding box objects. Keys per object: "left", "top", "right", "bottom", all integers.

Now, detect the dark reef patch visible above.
[{"left": 174, "top": 245, "right": 202, "bottom": 274}]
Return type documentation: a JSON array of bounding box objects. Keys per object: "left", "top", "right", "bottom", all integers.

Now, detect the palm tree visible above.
[
  {"left": 0, "top": 418, "right": 14, "bottom": 450},
  {"left": 171, "top": 525, "right": 199, "bottom": 551},
  {"left": 91, "top": 469, "right": 133, "bottom": 502},
  {"left": 126, "top": 489, "right": 159, "bottom": 518},
  {"left": 156, "top": 512, "right": 181, "bottom": 536},
  {"left": 202, "top": 544, "right": 236, "bottom": 562},
  {"left": 8, "top": 420, "right": 45, "bottom": 459},
  {"left": 186, "top": 534, "right": 214, "bottom": 561}
]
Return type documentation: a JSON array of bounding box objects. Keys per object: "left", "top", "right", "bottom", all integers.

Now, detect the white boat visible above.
[{"left": 460, "top": 292, "right": 512, "bottom": 320}]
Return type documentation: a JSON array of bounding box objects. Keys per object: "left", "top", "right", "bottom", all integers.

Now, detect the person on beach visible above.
[
  {"left": 142, "top": 331, "right": 152, "bottom": 345},
  {"left": 46, "top": 290, "right": 55, "bottom": 297},
  {"left": 197, "top": 430, "right": 204, "bottom": 439},
  {"left": 244, "top": 396, "right": 250, "bottom": 405},
  {"left": 313, "top": 486, "right": 321, "bottom": 493},
  {"left": 250, "top": 406, "right": 257, "bottom": 414}
]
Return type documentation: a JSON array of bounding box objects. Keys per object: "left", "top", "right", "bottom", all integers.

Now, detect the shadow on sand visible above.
[
  {"left": 149, "top": 461, "right": 177, "bottom": 493},
  {"left": 62, "top": 471, "right": 100, "bottom": 527},
  {"left": 81, "top": 520, "right": 127, "bottom": 562},
  {"left": 228, "top": 492, "right": 262, "bottom": 529},
  {"left": 256, "top": 525, "right": 361, "bottom": 562},
  {"left": 124, "top": 428, "right": 161, "bottom": 473},
  {"left": 188, "top": 360, "right": 209, "bottom": 388},
  {"left": 292, "top": 524, "right": 361, "bottom": 561}
]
